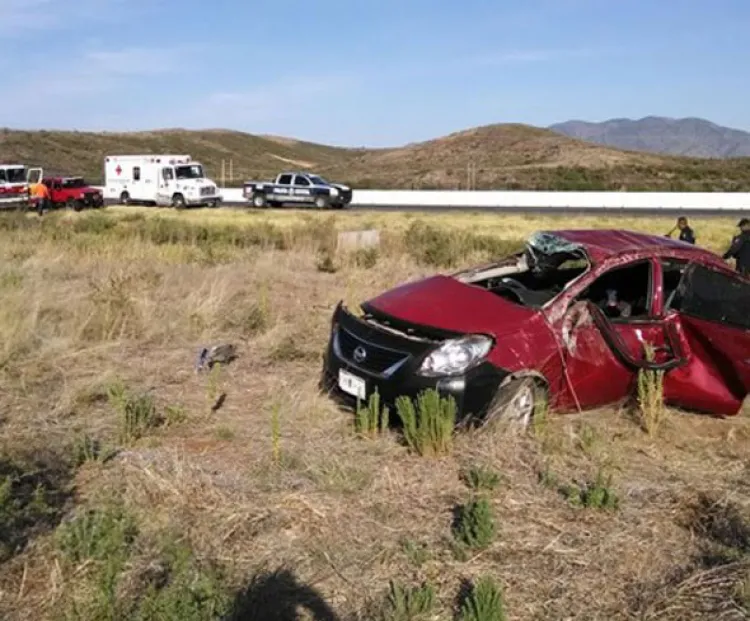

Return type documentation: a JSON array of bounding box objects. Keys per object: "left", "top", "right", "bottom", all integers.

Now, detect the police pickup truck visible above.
[{"left": 242, "top": 171, "right": 352, "bottom": 209}]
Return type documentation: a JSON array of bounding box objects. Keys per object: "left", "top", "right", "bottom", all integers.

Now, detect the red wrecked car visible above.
[{"left": 322, "top": 229, "right": 750, "bottom": 425}]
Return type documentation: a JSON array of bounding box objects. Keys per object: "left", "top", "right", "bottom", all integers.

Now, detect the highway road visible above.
[{"left": 2, "top": 199, "right": 748, "bottom": 218}]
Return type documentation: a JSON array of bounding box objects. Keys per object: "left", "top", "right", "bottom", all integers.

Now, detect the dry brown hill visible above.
[{"left": 2, "top": 123, "right": 750, "bottom": 191}]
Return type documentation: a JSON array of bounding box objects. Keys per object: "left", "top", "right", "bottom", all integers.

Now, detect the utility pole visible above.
[
  {"left": 221, "top": 160, "right": 225, "bottom": 187},
  {"left": 229, "top": 159, "right": 233, "bottom": 184}
]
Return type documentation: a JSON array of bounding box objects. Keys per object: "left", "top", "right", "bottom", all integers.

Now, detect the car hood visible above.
[
  {"left": 362, "top": 274, "right": 536, "bottom": 337},
  {"left": 331, "top": 183, "right": 350, "bottom": 191}
]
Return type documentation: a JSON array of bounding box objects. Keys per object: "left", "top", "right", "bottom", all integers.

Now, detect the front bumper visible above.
[
  {"left": 83, "top": 193, "right": 104, "bottom": 207},
  {"left": 321, "top": 303, "right": 507, "bottom": 421}
]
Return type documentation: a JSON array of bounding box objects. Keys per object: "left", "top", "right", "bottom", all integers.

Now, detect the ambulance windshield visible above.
[{"left": 175, "top": 164, "right": 204, "bottom": 180}]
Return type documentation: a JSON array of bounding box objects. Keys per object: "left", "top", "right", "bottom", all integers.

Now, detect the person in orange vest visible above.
[{"left": 29, "top": 180, "right": 50, "bottom": 215}]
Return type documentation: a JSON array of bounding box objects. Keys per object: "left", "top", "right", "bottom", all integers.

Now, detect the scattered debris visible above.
[{"left": 196, "top": 344, "right": 237, "bottom": 373}]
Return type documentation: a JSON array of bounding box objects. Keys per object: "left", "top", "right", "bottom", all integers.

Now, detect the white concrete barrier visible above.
[
  {"left": 348, "top": 190, "right": 750, "bottom": 210},
  {"left": 94, "top": 187, "right": 750, "bottom": 210}
]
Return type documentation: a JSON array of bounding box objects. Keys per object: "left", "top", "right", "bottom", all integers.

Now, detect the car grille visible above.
[
  {"left": 200, "top": 186, "right": 215, "bottom": 196},
  {"left": 336, "top": 326, "right": 410, "bottom": 375}
]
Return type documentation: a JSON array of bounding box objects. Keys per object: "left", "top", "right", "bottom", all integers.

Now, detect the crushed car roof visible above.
[{"left": 540, "top": 229, "right": 728, "bottom": 267}]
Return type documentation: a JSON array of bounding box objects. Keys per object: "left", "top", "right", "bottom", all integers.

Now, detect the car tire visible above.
[
  {"left": 314, "top": 196, "right": 329, "bottom": 209},
  {"left": 252, "top": 193, "right": 267, "bottom": 208},
  {"left": 65, "top": 198, "right": 76, "bottom": 210},
  {"left": 120, "top": 191, "right": 130, "bottom": 205},
  {"left": 171, "top": 194, "right": 186, "bottom": 209},
  {"left": 483, "top": 377, "right": 546, "bottom": 429}
]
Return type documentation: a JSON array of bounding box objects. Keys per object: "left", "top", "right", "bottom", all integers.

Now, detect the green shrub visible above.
[
  {"left": 394, "top": 389, "right": 456, "bottom": 457},
  {"left": 636, "top": 343, "right": 667, "bottom": 436},
  {"left": 56, "top": 504, "right": 138, "bottom": 565},
  {"left": 563, "top": 470, "right": 620, "bottom": 511},
  {"left": 453, "top": 498, "right": 496, "bottom": 551},
  {"left": 107, "top": 381, "right": 163, "bottom": 445},
  {"left": 382, "top": 580, "right": 436, "bottom": 621},
  {"left": 355, "top": 391, "right": 390, "bottom": 437},
  {"left": 459, "top": 576, "right": 507, "bottom": 621},
  {"left": 461, "top": 465, "right": 501, "bottom": 492}
]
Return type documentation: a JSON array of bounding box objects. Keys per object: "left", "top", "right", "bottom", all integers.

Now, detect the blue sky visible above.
[{"left": 1, "top": 0, "right": 748, "bottom": 146}]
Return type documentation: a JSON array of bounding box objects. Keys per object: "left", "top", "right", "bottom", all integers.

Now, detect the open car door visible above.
[
  {"left": 555, "top": 299, "right": 688, "bottom": 412},
  {"left": 661, "top": 263, "right": 750, "bottom": 416},
  {"left": 27, "top": 168, "right": 43, "bottom": 185}
]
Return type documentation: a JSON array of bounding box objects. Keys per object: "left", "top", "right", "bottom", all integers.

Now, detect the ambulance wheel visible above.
[
  {"left": 171, "top": 194, "right": 186, "bottom": 209},
  {"left": 120, "top": 191, "right": 130, "bottom": 205}
]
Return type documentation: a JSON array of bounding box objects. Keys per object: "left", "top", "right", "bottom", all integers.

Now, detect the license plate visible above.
[{"left": 338, "top": 369, "right": 366, "bottom": 400}]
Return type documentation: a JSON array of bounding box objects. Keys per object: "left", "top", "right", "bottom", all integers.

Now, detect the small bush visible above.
[
  {"left": 131, "top": 541, "right": 232, "bottom": 621},
  {"left": 401, "top": 538, "right": 430, "bottom": 567},
  {"left": 461, "top": 465, "right": 501, "bottom": 492},
  {"left": 353, "top": 247, "right": 379, "bottom": 269},
  {"left": 56, "top": 504, "right": 138, "bottom": 565},
  {"left": 563, "top": 470, "right": 620, "bottom": 511},
  {"left": 71, "top": 433, "right": 103, "bottom": 466},
  {"left": 459, "top": 576, "right": 507, "bottom": 621},
  {"left": 394, "top": 389, "right": 456, "bottom": 457},
  {"left": 636, "top": 343, "right": 667, "bottom": 436},
  {"left": 108, "top": 382, "right": 162, "bottom": 445},
  {"left": 382, "top": 580, "right": 436, "bottom": 621},
  {"left": 316, "top": 251, "right": 338, "bottom": 273},
  {"left": 355, "top": 391, "right": 390, "bottom": 437},
  {"left": 453, "top": 498, "right": 496, "bottom": 551}
]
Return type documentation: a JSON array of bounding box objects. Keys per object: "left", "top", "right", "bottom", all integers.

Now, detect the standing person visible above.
[
  {"left": 666, "top": 216, "right": 696, "bottom": 244},
  {"left": 30, "top": 180, "right": 50, "bottom": 216},
  {"left": 722, "top": 218, "right": 750, "bottom": 276}
]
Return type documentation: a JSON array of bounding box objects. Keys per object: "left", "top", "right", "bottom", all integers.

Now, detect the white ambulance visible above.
[
  {"left": 0, "top": 164, "right": 43, "bottom": 208},
  {"left": 103, "top": 155, "right": 222, "bottom": 208}
]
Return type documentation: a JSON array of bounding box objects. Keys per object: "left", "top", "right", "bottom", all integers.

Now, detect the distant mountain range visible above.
[{"left": 549, "top": 116, "right": 750, "bottom": 158}]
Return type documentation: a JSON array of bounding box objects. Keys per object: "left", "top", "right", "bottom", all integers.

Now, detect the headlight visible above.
[
  {"left": 330, "top": 187, "right": 339, "bottom": 196},
  {"left": 418, "top": 335, "right": 493, "bottom": 377}
]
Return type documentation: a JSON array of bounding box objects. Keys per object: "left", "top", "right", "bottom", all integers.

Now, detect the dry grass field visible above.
[{"left": 0, "top": 207, "right": 749, "bottom": 621}]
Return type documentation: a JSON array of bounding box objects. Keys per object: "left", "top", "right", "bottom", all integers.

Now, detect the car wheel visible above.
[
  {"left": 120, "top": 191, "right": 130, "bottom": 205},
  {"left": 65, "top": 198, "right": 76, "bottom": 210},
  {"left": 314, "top": 196, "right": 329, "bottom": 209},
  {"left": 484, "top": 377, "right": 546, "bottom": 429},
  {"left": 252, "top": 193, "right": 267, "bottom": 208},
  {"left": 171, "top": 193, "right": 186, "bottom": 209}
]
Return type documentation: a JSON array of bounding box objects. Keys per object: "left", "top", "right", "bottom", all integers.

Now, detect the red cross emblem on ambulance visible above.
[{"left": 115, "top": 165, "right": 122, "bottom": 175}]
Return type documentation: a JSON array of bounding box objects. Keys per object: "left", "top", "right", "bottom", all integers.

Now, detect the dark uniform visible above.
[
  {"left": 678, "top": 226, "right": 696, "bottom": 245},
  {"left": 722, "top": 218, "right": 750, "bottom": 276}
]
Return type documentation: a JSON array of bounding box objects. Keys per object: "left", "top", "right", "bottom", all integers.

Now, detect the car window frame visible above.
[{"left": 562, "top": 257, "right": 656, "bottom": 323}]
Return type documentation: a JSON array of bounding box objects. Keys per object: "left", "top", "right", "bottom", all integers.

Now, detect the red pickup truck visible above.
[{"left": 42, "top": 177, "right": 104, "bottom": 210}]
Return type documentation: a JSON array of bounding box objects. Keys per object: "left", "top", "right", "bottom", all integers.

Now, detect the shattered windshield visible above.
[{"left": 462, "top": 232, "right": 590, "bottom": 308}]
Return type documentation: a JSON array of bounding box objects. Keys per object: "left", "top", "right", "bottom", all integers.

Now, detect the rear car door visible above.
[
  {"left": 292, "top": 175, "right": 313, "bottom": 203},
  {"left": 274, "top": 174, "right": 293, "bottom": 202},
  {"left": 553, "top": 258, "right": 685, "bottom": 412},
  {"left": 661, "top": 262, "right": 750, "bottom": 416}
]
